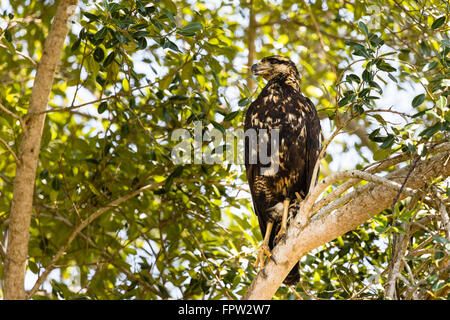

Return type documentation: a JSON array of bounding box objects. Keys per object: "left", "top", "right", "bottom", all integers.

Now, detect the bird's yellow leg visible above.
[
  {"left": 254, "top": 221, "right": 273, "bottom": 270},
  {"left": 275, "top": 198, "right": 290, "bottom": 243}
]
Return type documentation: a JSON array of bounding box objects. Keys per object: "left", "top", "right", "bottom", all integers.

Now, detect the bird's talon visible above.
[
  {"left": 270, "top": 255, "right": 277, "bottom": 264},
  {"left": 275, "top": 228, "right": 286, "bottom": 243},
  {"left": 261, "top": 268, "right": 267, "bottom": 278},
  {"left": 254, "top": 244, "right": 272, "bottom": 271}
]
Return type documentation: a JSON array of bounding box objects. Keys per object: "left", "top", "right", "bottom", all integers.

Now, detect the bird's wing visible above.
[
  {"left": 304, "top": 97, "right": 322, "bottom": 192},
  {"left": 244, "top": 102, "right": 273, "bottom": 237}
]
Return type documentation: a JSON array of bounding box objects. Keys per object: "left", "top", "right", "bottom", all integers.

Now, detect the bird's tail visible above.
[
  {"left": 283, "top": 261, "right": 300, "bottom": 285},
  {"left": 269, "top": 220, "right": 301, "bottom": 285}
]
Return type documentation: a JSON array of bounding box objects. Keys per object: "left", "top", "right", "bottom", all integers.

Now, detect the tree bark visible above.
[
  {"left": 4, "top": 0, "right": 78, "bottom": 300},
  {"left": 243, "top": 149, "right": 450, "bottom": 299},
  {"left": 246, "top": 0, "right": 257, "bottom": 93}
]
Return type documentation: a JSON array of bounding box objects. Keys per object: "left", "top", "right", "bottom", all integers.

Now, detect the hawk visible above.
[{"left": 244, "top": 55, "right": 322, "bottom": 285}]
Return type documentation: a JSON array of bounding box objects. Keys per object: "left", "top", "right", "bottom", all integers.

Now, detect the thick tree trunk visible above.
[
  {"left": 4, "top": 0, "right": 78, "bottom": 300},
  {"left": 243, "top": 148, "right": 450, "bottom": 299}
]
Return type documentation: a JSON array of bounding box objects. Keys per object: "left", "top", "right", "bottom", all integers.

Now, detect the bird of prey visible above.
[{"left": 244, "top": 55, "right": 322, "bottom": 285}]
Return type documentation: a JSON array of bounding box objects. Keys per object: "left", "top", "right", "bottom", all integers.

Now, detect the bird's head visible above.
[{"left": 251, "top": 55, "right": 300, "bottom": 81}]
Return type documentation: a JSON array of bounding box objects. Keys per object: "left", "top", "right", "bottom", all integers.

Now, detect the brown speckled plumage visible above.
[{"left": 244, "top": 55, "right": 322, "bottom": 285}]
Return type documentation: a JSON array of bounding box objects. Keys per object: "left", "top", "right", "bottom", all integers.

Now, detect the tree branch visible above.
[
  {"left": 0, "top": 136, "right": 19, "bottom": 163},
  {"left": 26, "top": 177, "right": 228, "bottom": 298},
  {"left": 246, "top": 0, "right": 257, "bottom": 93},
  {"left": 243, "top": 149, "right": 450, "bottom": 299},
  {"left": 0, "top": 101, "right": 25, "bottom": 129},
  {"left": 26, "top": 180, "right": 164, "bottom": 298}
]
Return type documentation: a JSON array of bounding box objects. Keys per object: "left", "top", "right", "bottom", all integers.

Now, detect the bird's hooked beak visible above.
[
  {"left": 251, "top": 63, "right": 260, "bottom": 75},
  {"left": 251, "top": 61, "right": 271, "bottom": 76}
]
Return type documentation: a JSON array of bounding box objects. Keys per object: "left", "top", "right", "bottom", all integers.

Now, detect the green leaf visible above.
[
  {"left": 165, "top": 166, "right": 184, "bottom": 191},
  {"left": 432, "top": 235, "right": 450, "bottom": 244},
  {"left": 238, "top": 97, "right": 251, "bottom": 107},
  {"left": 4, "top": 29, "right": 12, "bottom": 42},
  {"left": 387, "top": 73, "right": 398, "bottom": 83},
  {"left": 433, "top": 250, "right": 445, "bottom": 261},
  {"left": 95, "top": 27, "right": 108, "bottom": 42},
  {"left": 150, "top": 18, "right": 163, "bottom": 30},
  {"left": 411, "top": 94, "right": 425, "bottom": 108},
  {"left": 162, "top": 9, "right": 176, "bottom": 25},
  {"left": 177, "top": 22, "right": 203, "bottom": 37},
  {"left": 368, "top": 128, "right": 380, "bottom": 141},
  {"left": 372, "top": 114, "right": 386, "bottom": 126},
  {"left": 87, "top": 182, "right": 101, "bottom": 196},
  {"left": 211, "top": 120, "right": 226, "bottom": 134},
  {"left": 423, "top": 61, "right": 438, "bottom": 72},
  {"left": 122, "top": 78, "right": 130, "bottom": 92},
  {"left": 368, "top": 33, "right": 384, "bottom": 48},
  {"left": 358, "top": 21, "right": 368, "bottom": 35},
  {"left": 83, "top": 12, "right": 100, "bottom": 22},
  {"left": 431, "top": 16, "right": 446, "bottom": 29},
  {"left": 131, "top": 23, "right": 149, "bottom": 30},
  {"left": 93, "top": 47, "right": 105, "bottom": 62},
  {"left": 121, "top": 123, "right": 130, "bottom": 137},
  {"left": 51, "top": 177, "right": 61, "bottom": 191},
  {"left": 377, "top": 62, "right": 396, "bottom": 72},
  {"left": 353, "top": 46, "right": 372, "bottom": 58},
  {"left": 358, "top": 88, "right": 371, "bottom": 97},
  {"left": 353, "top": 104, "right": 364, "bottom": 114},
  {"left": 162, "top": 39, "right": 181, "bottom": 52},
  {"left": 28, "top": 260, "right": 39, "bottom": 274},
  {"left": 338, "top": 93, "right": 356, "bottom": 107},
  {"left": 373, "top": 148, "right": 390, "bottom": 161},
  {"left": 136, "top": 1, "right": 147, "bottom": 15},
  {"left": 171, "top": 166, "right": 184, "bottom": 179},
  {"left": 380, "top": 134, "right": 395, "bottom": 149},
  {"left": 419, "top": 122, "right": 443, "bottom": 137},
  {"left": 436, "top": 96, "right": 447, "bottom": 110},
  {"left": 71, "top": 38, "right": 81, "bottom": 51},
  {"left": 362, "top": 69, "right": 373, "bottom": 82},
  {"left": 40, "top": 168, "right": 49, "bottom": 180},
  {"left": 345, "top": 41, "right": 364, "bottom": 51},
  {"left": 2, "top": 37, "right": 15, "bottom": 55},
  {"left": 223, "top": 111, "right": 240, "bottom": 122},
  {"left": 103, "top": 51, "right": 115, "bottom": 67},
  {"left": 162, "top": 0, "right": 177, "bottom": 13},
  {"left": 346, "top": 74, "right": 361, "bottom": 84},
  {"left": 98, "top": 101, "right": 108, "bottom": 114},
  {"left": 136, "top": 37, "right": 147, "bottom": 49},
  {"left": 159, "top": 73, "right": 174, "bottom": 91}
]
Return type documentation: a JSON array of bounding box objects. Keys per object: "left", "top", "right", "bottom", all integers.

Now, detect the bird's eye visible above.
[
  {"left": 268, "top": 58, "right": 279, "bottom": 64},
  {"left": 268, "top": 58, "right": 290, "bottom": 65}
]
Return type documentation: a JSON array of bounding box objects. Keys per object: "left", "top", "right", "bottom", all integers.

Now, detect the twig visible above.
[
  {"left": 0, "top": 43, "right": 37, "bottom": 65},
  {"left": 37, "top": 46, "right": 202, "bottom": 116},
  {"left": 390, "top": 157, "right": 420, "bottom": 260},
  {"left": 0, "top": 101, "right": 25, "bottom": 129},
  {"left": 391, "top": 157, "right": 419, "bottom": 212},
  {"left": 436, "top": 192, "right": 450, "bottom": 242},
  {"left": 308, "top": 115, "right": 355, "bottom": 191},
  {"left": 0, "top": 136, "right": 19, "bottom": 163},
  {"left": 25, "top": 176, "right": 233, "bottom": 298},
  {"left": 314, "top": 142, "right": 450, "bottom": 217},
  {"left": 26, "top": 180, "right": 165, "bottom": 298},
  {"left": 306, "top": 170, "right": 420, "bottom": 224},
  {"left": 189, "top": 230, "right": 234, "bottom": 300}
]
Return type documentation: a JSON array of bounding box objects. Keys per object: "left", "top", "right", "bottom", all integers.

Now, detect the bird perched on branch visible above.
[{"left": 244, "top": 55, "right": 322, "bottom": 285}]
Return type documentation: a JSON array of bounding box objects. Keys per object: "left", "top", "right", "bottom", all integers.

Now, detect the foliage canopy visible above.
[{"left": 0, "top": 0, "right": 449, "bottom": 299}]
